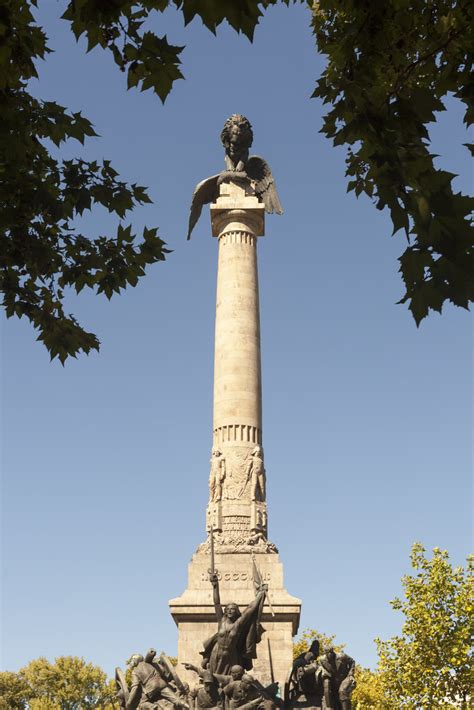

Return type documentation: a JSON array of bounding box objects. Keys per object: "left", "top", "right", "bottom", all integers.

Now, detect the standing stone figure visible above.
[
  {"left": 209, "top": 449, "right": 226, "bottom": 502},
  {"left": 245, "top": 447, "right": 266, "bottom": 502},
  {"left": 200, "top": 572, "right": 267, "bottom": 674},
  {"left": 318, "top": 649, "right": 355, "bottom": 710},
  {"left": 294, "top": 653, "right": 323, "bottom": 710}
]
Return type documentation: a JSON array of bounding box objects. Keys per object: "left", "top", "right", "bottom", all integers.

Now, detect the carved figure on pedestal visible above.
[
  {"left": 209, "top": 449, "right": 226, "bottom": 502},
  {"left": 187, "top": 115, "right": 283, "bottom": 240},
  {"left": 294, "top": 653, "right": 322, "bottom": 710},
  {"left": 318, "top": 650, "right": 355, "bottom": 710},
  {"left": 245, "top": 447, "right": 266, "bottom": 502},
  {"left": 116, "top": 650, "right": 190, "bottom": 710},
  {"left": 188, "top": 671, "right": 222, "bottom": 710},
  {"left": 200, "top": 572, "right": 267, "bottom": 675},
  {"left": 284, "top": 640, "right": 323, "bottom": 710},
  {"left": 224, "top": 674, "right": 263, "bottom": 710}
]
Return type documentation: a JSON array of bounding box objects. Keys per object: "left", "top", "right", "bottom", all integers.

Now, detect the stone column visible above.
[
  {"left": 169, "top": 181, "right": 301, "bottom": 691},
  {"left": 207, "top": 181, "right": 267, "bottom": 540}
]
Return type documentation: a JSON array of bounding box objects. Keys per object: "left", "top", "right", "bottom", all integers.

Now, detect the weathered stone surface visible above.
[{"left": 207, "top": 181, "right": 270, "bottom": 546}]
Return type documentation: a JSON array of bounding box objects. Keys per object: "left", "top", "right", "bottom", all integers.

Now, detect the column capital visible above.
[{"left": 210, "top": 181, "right": 265, "bottom": 238}]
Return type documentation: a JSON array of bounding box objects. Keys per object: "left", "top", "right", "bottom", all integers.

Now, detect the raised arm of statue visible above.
[
  {"left": 234, "top": 586, "right": 266, "bottom": 630},
  {"left": 210, "top": 571, "right": 223, "bottom": 622}
]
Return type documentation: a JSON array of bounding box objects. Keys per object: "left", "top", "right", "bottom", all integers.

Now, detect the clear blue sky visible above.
[{"left": 1, "top": 2, "right": 472, "bottom": 677}]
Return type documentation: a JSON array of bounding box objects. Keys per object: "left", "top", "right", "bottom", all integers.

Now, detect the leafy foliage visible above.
[
  {"left": 0, "top": 670, "right": 32, "bottom": 709},
  {"left": 311, "top": 1, "right": 474, "bottom": 323},
  {"left": 57, "top": 0, "right": 474, "bottom": 326},
  {"left": 0, "top": 656, "right": 118, "bottom": 709},
  {"left": 61, "top": 0, "right": 284, "bottom": 100},
  {"left": 293, "top": 546, "right": 473, "bottom": 707},
  {"left": 2, "top": 1, "right": 472, "bottom": 363},
  {"left": 376, "top": 543, "right": 473, "bottom": 708},
  {"left": 351, "top": 667, "right": 395, "bottom": 710},
  {"left": 0, "top": 0, "right": 169, "bottom": 362}
]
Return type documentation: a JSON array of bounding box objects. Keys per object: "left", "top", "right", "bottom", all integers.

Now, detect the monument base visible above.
[{"left": 169, "top": 550, "right": 301, "bottom": 691}]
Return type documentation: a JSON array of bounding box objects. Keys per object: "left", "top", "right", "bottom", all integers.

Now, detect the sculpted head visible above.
[
  {"left": 230, "top": 665, "right": 244, "bottom": 681},
  {"left": 241, "top": 675, "right": 254, "bottom": 692},
  {"left": 202, "top": 671, "right": 215, "bottom": 690},
  {"left": 252, "top": 446, "right": 262, "bottom": 457},
  {"left": 129, "top": 653, "right": 144, "bottom": 669},
  {"left": 224, "top": 602, "right": 241, "bottom": 621},
  {"left": 212, "top": 448, "right": 221, "bottom": 457},
  {"left": 220, "top": 115, "right": 253, "bottom": 163}
]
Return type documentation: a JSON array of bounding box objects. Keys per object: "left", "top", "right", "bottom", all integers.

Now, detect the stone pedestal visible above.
[
  {"left": 169, "top": 552, "right": 301, "bottom": 690},
  {"left": 169, "top": 181, "right": 301, "bottom": 691}
]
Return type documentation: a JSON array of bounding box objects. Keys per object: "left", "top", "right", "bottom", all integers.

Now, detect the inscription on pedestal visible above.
[{"left": 199, "top": 570, "right": 271, "bottom": 583}]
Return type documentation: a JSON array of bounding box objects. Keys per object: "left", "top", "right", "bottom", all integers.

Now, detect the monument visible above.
[
  {"left": 115, "top": 116, "right": 356, "bottom": 710},
  {"left": 169, "top": 115, "right": 301, "bottom": 690}
]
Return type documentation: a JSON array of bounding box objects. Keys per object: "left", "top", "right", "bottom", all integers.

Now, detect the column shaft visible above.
[{"left": 213, "top": 230, "right": 262, "bottom": 445}]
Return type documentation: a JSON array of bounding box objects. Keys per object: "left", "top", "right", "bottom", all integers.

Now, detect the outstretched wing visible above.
[
  {"left": 246, "top": 155, "right": 283, "bottom": 215},
  {"left": 187, "top": 174, "right": 220, "bottom": 240}
]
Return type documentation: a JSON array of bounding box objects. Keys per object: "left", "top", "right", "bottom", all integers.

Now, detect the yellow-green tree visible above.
[
  {"left": 293, "top": 546, "right": 473, "bottom": 708},
  {"left": 0, "top": 656, "right": 118, "bottom": 709},
  {"left": 376, "top": 544, "right": 473, "bottom": 708},
  {"left": 0, "top": 670, "right": 32, "bottom": 709},
  {"left": 351, "top": 667, "right": 395, "bottom": 710}
]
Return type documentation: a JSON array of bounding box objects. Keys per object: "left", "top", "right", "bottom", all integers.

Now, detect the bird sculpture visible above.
[{"left": 187, "top": 114, "right": 283, "bottom": 240}]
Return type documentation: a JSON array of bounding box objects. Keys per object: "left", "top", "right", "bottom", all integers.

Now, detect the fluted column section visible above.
[
  {"left": 214, "top": 228, "right": 262, "bottom": 443},
  {"left": 207, "top": 181, "right": 266, "bottom": 540}
]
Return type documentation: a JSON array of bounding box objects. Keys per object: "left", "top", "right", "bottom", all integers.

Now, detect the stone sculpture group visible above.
[
  {"left": 209, "top": 447, "right": 266, "bottom": 504},
  {"left": 115, "top": 572, "right": 355, "bottom": 710}
]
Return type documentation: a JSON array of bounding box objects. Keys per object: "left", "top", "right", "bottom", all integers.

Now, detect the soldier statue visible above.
[
  {"left": 318, "top": 649, "right": 356, "bottom": 710},
  {"left": 116, "top": 650, "right": 190, "bottom": 710}
]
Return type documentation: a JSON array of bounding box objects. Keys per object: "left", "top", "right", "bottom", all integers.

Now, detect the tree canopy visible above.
[
  {"left": 292, "top": 545, "right": 472, "bottom": 708},
  {"left": 376, "top": 543, "right": 473, "bottom": 708},
  {"left": 0, "top": 656, "right": 117, "bottom": 709},
  {"left": 1, "top": 1, "right": 472, "bottom": 361}
]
